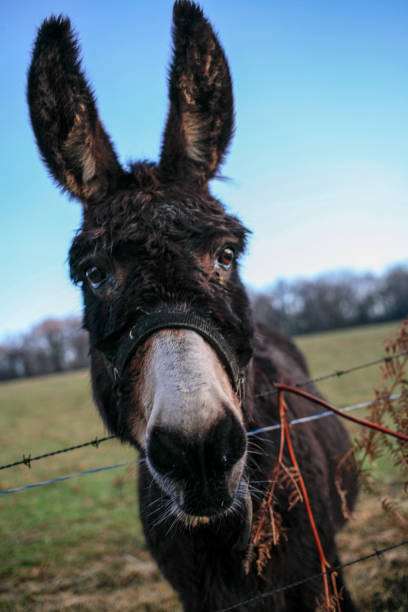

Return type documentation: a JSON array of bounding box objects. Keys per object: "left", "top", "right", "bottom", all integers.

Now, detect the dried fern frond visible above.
[
  {"left": 354, "top": 317, "right": 408, "bottom": 534},
  {"left": 382, "top": 497, "right": 408, "bottom": 534}
]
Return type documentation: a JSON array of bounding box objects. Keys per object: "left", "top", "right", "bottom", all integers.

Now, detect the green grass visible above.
[
  {"left": 0, "top": 371, "right": 141, "bottom": 577},
  {"left": 0, "top": 320, "right": 406, "bottom": 610}
]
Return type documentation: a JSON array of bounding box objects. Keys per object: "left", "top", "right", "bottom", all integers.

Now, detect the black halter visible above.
[{"left": 100, "top": 309, "right": 246, "bottom": 400}]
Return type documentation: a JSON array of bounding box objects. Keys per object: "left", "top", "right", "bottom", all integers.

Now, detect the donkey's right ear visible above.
[{"left": 27, "top": 16, "right": 122, "bottom": 205}]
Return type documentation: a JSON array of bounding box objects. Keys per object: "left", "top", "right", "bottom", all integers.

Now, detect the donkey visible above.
[{"left": 28, "top": 2, "right": 358, "bottom": 610}]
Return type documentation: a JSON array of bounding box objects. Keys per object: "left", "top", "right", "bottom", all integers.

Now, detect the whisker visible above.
[
  {"left": 248, "top": 484, "right": 267, "bottom": 494},
  {"left": 150, "top": 499, "right": 174, "bottom": 528},
  {"left": 248, "top": 434, "right": 277, "bottom": 445},
  {"left": 146, "top": 496, "right": 165, "bottom": 509},
  {"left": 165, "top": 511, "right": 182, "bottom": 537},
  {"left": 247, "top": 438, "right": 265, "bottom": 449},
  {"left": 250, "top": 480, "right": 279, "bottom": 485},
  {"left": 146, "top": 502, "right": 169, "bottom": 520},
  {"left": 246, "top": 448, "right": 266, "bottom": 458}
]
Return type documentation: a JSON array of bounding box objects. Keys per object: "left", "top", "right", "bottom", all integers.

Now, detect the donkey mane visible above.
[{"left": 28, "top": 3, "right": 358, "bottom": 611}]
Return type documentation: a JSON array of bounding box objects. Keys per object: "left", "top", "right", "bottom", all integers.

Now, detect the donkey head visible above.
[{"left": 28, "top": 2, "right": 253, "bottom": 523}]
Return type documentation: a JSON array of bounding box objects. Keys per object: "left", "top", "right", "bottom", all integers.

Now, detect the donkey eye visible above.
[
  {"left": 85, "top": 265, "right": 105, "bottom": 288},
  {"left": 217, "top": 247, "right": 235, "bottom": 270}
]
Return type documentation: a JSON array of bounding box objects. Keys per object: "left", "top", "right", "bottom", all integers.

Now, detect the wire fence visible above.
[
  {"left": 1, "top": 350, "right": 405, "bottom": 474},
  {"left": 1, "top": 348, "right": 407, "bottom": 610},
  {"left": 0, "top": 459, "right": 141, "bottom": 495},
  {"left": 254, "top": 349, "right": 408, "bottom": 398},
  {"left": 215, "top": 540, "right": 408, "bottom": 612},
  {"left": 0, "top": 435, "right": 116, "bottom": 471},
  {"left": 0, "top": 392, "right": 401, "bottom": 496},
  {"left": 248, "top": 393, "right": 400, "bottom": 436}
]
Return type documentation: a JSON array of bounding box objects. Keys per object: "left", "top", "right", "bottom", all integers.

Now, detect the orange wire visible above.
[
  {"left": 279, "top": 390, "right": 337, "bottom": 611},
  {"left": 275, "top": 383, "right": 408, "bottom": 442}
]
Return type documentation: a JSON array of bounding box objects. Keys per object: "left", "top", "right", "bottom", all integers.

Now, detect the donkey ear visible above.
[
  {"left": 27, "top": 16, "right": 122, "bottom": 205},
  {"left": 159, "top": 1, "right": 234, "bottom": 186}
]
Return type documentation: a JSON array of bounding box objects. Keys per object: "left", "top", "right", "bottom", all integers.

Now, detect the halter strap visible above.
[{"left": 100, "top": 309, "right": 245, "bottom": 399}]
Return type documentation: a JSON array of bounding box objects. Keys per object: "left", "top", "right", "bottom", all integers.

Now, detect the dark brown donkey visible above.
[{"left": 28, "top": 2, "right": 358, "bottom": 610}]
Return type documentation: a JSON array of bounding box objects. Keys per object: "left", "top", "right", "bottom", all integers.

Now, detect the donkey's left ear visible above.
[
  {"left": 27, "top": 16, "right": 122, "bottom": 205},
  {"left": 159, "top": 1, "right": 234, "bottom": 186}
]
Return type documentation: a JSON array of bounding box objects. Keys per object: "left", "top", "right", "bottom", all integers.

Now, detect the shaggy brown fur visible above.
[{"left": 28, "top": 2, "right": 358, "bottom": 610}]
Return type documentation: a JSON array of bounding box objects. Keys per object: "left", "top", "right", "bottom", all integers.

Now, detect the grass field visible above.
[{"left": 0, "top": 320, "right": 407, "bottom": 610}]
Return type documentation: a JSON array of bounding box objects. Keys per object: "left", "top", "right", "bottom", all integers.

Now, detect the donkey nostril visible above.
[
  {"left": 148, "top": 427, "right": 184, "bottom": 477},
  {"left": 212, "top": 412, "right": 246, "bottom": 469}
]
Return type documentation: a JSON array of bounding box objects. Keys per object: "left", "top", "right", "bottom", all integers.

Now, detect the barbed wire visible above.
[
  {"left": 0, "top": 393, "right": 401, "bottom": 495},
  {"left": 0, "top": 394, "right": 395, "bottom": 474},
  {"left": 1, "top": 350, "right": 406, "bottom": 474},
  {"left": 214, "top": 540, "right": 408, "bottom": 612},
  {"left": 254, "top": 349, "right": 408, "bottom": 399},
  {"left": 0, "top": 435, "right": 116, "bottom": 471}
]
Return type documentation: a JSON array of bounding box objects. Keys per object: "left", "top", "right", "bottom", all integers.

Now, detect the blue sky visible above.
[{"left": 1, "top": 0, "right": 407, "bottom": 339}]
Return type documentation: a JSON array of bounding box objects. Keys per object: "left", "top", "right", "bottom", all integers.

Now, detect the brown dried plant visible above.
[
  {"left": 248, "top": 393, "right": 339, "bottom": 611},
  {"left": 334, "top": 448, "right": 355, "bottom": 521},
  {"left": 354, "top": 317, "right": 408, "bottom": 532},
  {"left": 315, "top": 580, "right": 344, "bottom": 612},
  {"left": 247, "top": 322, "right": 408, "bottom": 609},
  {"left": 247, "top": 415, "right": 289, "bottom": 576},
  {"left": 248, "top": 460, "right": 298, "bottom": 575}
]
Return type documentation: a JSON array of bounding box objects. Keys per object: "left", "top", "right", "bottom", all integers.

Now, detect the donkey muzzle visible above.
[{"left": 147, "top": 411, "right": 247, "bottom": 518}]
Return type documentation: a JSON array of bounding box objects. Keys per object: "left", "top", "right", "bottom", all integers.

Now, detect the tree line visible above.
[
  {"left": 1, "top": 263, "right": 407, "bottom": 381},
  {"left": 251, "top": 264, "right": 408, "bottom": 336},
  {"left": 0, "top": 317, "right": 88, "bottom": 381}
]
